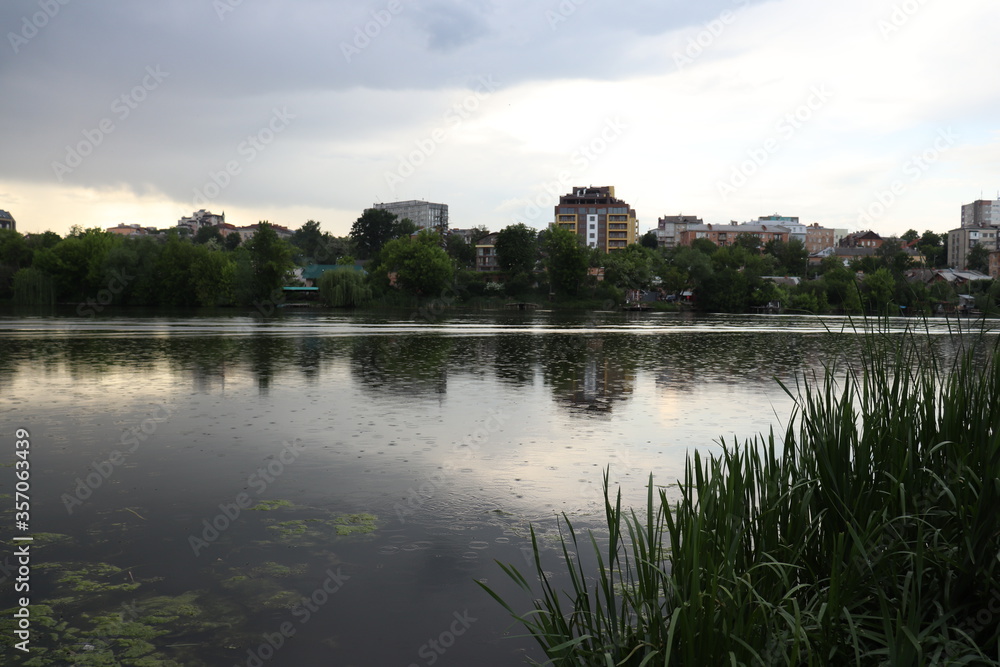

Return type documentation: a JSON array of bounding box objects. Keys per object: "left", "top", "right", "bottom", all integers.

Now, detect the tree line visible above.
[{"left": 1, "top": 214, "right": 989, "bottom": 315}]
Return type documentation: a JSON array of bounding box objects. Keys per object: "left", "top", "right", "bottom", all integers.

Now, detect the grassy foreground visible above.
[{"left": 481, "top": 323, "right": 1000, "bottom": 665}]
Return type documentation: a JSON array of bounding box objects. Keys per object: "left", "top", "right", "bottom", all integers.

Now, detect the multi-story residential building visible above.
[
  {"left": 655, "top": 214, "right": 702, "bottom": 249},
  {"left": 804, "top": 223, "right": 835, "bottom": 253},
  {"left": 948, "top": 226, "right": 998, "bottom": 270},
  {"left": 840, "top": 230, "right": 883, "bottom": 248},
  {"left": 554, "top": 186, "right": 637, "bottom": 252},
  {"left": 449, "top": 228, "right": 489, "bottom": 246},
  {"left": 370, "top": 200, "right": 449, "bottom": 233},
  {"left": 961, "top": 199, "right": 1000, "bottom": 228},
  {"left": 177, "top": 209, "right": 226, "bottom": 234},
  {"left": 475, "top": 232, "right": 500, "bottom": 271},
  {"left": 0, "top": 210, "right": 15, "bottom": 231},
  {"left": 759, "top": 215, "right": 804, "bottom": 245},
  {"left": 677, "top": 222, "right": 790, "bottom": 247}
]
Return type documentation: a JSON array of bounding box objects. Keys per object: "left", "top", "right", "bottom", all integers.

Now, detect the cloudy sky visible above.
[{"left": 1, "top": 0, "right": 997, "bottom": 239}]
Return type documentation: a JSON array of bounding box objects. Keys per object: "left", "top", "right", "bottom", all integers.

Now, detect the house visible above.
[
  {"left": 475, "top": 232, "right": 500, "bottom": 272},
  {"left": 0, "top": 210, "right": 15, "bottom": 231},
  {"left": 677, "top": 222, "right": 790, "bottom": 247},
  {"left": 839, "top": 230, "right": 883, "bottom": 249}
]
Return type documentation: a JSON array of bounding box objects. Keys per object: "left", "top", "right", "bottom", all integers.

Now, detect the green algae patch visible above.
[
  {"left": 54, "top": 562, "right": 141, "bottom": 594},
  {"left": 250, "top": 499, "right": 293, "bottom": 511},
  {"left": 32, "top": 532, "right": 73, "bottom": 547},
  {"left": 333, "top": 513, "right": 377, "bottom": 535}
]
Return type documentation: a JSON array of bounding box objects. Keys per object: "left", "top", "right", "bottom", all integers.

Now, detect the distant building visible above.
[
  {"left": 475, "top": 232, "right": 500, "bottom": 272},
  {"left": 840, "top": 230, "right": 883, "bottom": 249},
  {"left": 233, "top": 223, "right": 293, "bottom": 242},
  {"left": 804, "top": 223, "right": 835, "bottom": 254},
  {"left": 553, "top": 186, "right": 637, "bottom": 252},
  {"left": 961, "top": 199, "right": 1000, "bottom": 228},
  {"left": 107, "top": 223, "right": 157, "bottom": 236},
  {"left": 759, "top": 215, "right": 804, "bottom": 245},
  {"left": 989, "top": 250, "right": 1000, "bottom": 279},
  {"left": 371, "top": 200, "right": 448, "bottom": 233},
  {"left": 0, "top": 210, "right": 15, "bottom": 231},
  {"left": 678, "top": 222, "right": 789, "bottom": 247},
  {"left": 655, "top": 214, "right": 702, "bottom": 249},
  {"left": 449, "top": 228, "right": 489, "bottom": 246},
  {"left": 177, "top": 209, "right": 226, "bottom": 234},
  {"left": 948, "top": 226, "right": 998, "bottom": 270}
]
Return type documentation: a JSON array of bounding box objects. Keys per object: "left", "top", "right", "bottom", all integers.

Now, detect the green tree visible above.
[
  {"left": 862, "top": 268, "right": 896, "bottom": 313},
  {"left": 224, "top": 233, "right": 242, "bottom": 251},
  {"left": 350, "top": 208, "right": 399, "bottom": 259},
  {"left": 544, "top": 226, "right": 588, "bottom": 296},
  {"left": 967, "top": 244, "right": 989, "bottom": 273},
  {"left": 243, "top": 222, "right": 295, "bottom": 305},
  {"left": 318, "top": 268, "right": 372, "bottom": 307},
  {"left": 192, "top": 250, "right": 235, "bottom": 306},
  {"left": 495, "top": 223, "right": 538, "bottom": 275},
  {"left": 734, "top": 233, "right": 762, "bottom": 253},
  {"left": 603, "top": 244, "right": 653, "bottom": 290},
  {"left": 763, "top": 239, "right": 808, "bottom": 276},
  {"left": 640, "top": 230, "right": 658, "bottom": 249},
  {"left": 194, "top": 226, "right": 224, "bottom": 245},
  {"left": 377, "top": 231, "right": 454, "bottom": 296},
  {"left": 291, "top": 220, "right": 324, "bottom": 258},
  {"left": 445, "top": 234, "right": 476, "bottom": 269},
  {"left": 901, "top": 229, "right": 919, "bottom": 242},
  {"left": 690, "top": 238, "right": 718, "bottom": 256}
]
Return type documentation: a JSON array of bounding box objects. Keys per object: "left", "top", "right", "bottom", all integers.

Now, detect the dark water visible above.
[{"left": 0, "top": 309, "right": 991, "bottom": 665}]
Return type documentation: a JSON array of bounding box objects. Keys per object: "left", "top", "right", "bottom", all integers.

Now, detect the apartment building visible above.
[
  {"left": 553, "top": 186, "right": 637, "bottom": 252},
  {"left": 804, "top": 223, "right": 835, "bottom": 253},
  {"left": 961, "top": 199, "right": 1000, "bottom": 228},
  {"left": 370, "top": 200, "right": 449, "bottom": 233},
  {"left": 677, "top": 222, "right": 790, "bottom": 247},
  {"left": 948, "top": 226, "right": 998, "bottom": 270},
  {"left": 655, "top": 214, "right": 702, "bottom": 249}
]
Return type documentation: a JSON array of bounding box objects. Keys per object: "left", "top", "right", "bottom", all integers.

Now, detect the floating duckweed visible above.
[
  {"left": 56, "top": 562, "right": 140, "bottom": 594},
  {"left": 333, "top": 513, "right": 378, "bottom": 535},
  {"left": 250, "top": 499, "right": 294, "bottom": 511},
  {"left": 32, "top": 532, "right": 73, "bottom": 547}
]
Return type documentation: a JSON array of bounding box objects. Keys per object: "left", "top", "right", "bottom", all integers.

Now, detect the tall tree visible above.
[
  {"left": 967, "top": 244, "right": 989, "bottom": 273},
  {"left": 544, "top": 226, "right": 588, "bottom": 296},
  {"left": 377, "top": 231, "right": 454, "bottom": 296},
  {"left": 495, "top": 223, "right": 538, "bottom": 275},
  {"left": 640, "top": 230, "right": 658, "bottom": 249},
  {"left": 243, "top": 222, "right": 294, "bottom": 304},
  {"left": 350, "top": 209, "right": 399, "bottom": 259}
]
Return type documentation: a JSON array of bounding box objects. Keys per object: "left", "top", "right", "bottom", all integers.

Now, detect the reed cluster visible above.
[{"left": 482, "top": 324, "right": 1000, "bottom": 665}]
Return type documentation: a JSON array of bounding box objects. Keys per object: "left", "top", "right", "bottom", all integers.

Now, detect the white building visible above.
[{"left": 370, "top": 200, "right": 448, "bottom": 232}]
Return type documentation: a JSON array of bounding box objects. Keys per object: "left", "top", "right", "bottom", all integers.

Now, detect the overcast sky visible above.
[{"left": 1, "top": 0, "right": 997, "bottom": 239}]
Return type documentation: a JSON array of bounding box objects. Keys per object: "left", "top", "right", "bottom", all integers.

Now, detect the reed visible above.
[{"left": 480, "top": 320, "right": 1000, "bottom": 665}]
